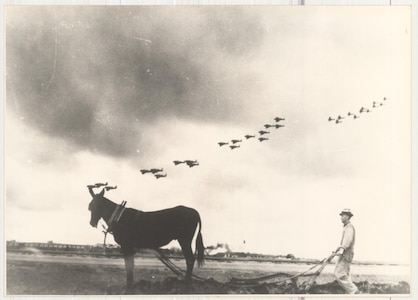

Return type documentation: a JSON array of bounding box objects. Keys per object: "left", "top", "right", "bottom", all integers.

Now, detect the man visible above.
[{"left": 334, "top": 208, "right": 359, "bottom": 294}]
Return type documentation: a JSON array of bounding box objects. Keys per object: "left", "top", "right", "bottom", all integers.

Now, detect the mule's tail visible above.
[{"left": 195, "top": 217, "right": 205, "bottom": 267}]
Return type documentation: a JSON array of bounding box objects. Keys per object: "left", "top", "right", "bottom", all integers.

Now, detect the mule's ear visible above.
[
  {"left": 99, "top": 188, "right": 105, "bottom": 197},
  {"left": 87, "top": 185, "right": 95, "bottom": 198}
]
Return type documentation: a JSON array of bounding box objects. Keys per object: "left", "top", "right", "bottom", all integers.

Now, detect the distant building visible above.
[
  {"left": 6, "top": 240, "right": 122, "bottom": 255},
  {"left": 7, "top": 240, "right": 88, "bottom": 250}
]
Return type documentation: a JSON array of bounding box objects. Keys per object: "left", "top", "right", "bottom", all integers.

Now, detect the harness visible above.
[{"left": 103, "top": 201, "right": 127, "bottom": 247}]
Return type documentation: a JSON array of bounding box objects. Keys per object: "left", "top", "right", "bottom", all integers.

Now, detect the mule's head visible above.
[{"left": 87, "top": 186, "right": 106, "bottom": 228}]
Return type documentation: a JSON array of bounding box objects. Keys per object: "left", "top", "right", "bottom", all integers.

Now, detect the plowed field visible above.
[{"left": 6, "top": 253, "right": 410, "bottom": 295}]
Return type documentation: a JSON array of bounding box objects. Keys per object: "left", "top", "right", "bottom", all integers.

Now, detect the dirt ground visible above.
[{"left": 6, "top": 257, "right": 410, "bottom": 295}]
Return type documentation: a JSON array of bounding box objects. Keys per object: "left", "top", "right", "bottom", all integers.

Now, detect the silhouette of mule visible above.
[{"left": 87, "top": 184, "right": 204, "bottom": 289}]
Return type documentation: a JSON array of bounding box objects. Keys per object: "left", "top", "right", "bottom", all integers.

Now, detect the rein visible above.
[{"left": 103, "top": 200, "right": 127, "bottom": 248}]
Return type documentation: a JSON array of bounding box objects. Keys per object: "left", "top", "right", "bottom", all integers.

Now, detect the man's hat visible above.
[{"left": 339, "top": 208, "right": 353, "bottom": 217}]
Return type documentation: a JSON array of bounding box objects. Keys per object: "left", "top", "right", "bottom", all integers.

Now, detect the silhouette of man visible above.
[{"left": 334, "top": 208, "right": 359, "bottom": 294}]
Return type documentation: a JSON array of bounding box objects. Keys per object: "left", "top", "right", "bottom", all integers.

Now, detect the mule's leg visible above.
[
  {"left": 179, "top": 240, "right": 195, "bottom": 281},
  {"left": 122, "top": 249, "right": 135, "bottom": 289}
]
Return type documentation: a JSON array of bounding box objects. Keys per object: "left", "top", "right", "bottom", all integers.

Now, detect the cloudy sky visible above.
[{"left": 5, "top": 5, "right": 411, "bottom": 263}]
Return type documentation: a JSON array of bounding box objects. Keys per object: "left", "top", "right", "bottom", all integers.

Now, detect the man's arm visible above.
[{"left": 336, "top": 225, "right": 355, "bottom": 255}]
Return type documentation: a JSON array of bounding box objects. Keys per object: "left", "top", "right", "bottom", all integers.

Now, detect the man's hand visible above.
[{"left": 335, "top": 247, "right": 345, "bottom": 256}]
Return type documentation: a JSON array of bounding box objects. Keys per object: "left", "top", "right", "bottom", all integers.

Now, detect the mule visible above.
[{"left": 87, "top": 184, "right": 204, "bottom": 288}]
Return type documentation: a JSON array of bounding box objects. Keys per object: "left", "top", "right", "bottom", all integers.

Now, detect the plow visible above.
[{"left": 152, "top": 249, "right": 338, "bottom": 293}]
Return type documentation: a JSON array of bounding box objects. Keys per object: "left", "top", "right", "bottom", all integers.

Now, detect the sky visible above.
[{"left": 4, "top": 5, "right": 412, "bottom": 264}]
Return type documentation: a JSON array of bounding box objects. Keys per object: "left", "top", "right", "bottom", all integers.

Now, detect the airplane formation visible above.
[
  {"left": 139, "top": 160, "right": 199, "bottom": 179},
  {"left": 105, "top": 185, "right": 118, "bottom": 191},
  {"left": 329, "top": 97, "right": 387, "bottom": 125},
  {"left": 218, "top": 116, "right": 286, "bottom": 150},
  {"left": 139, "top": 116, "right": 285, "bottom": 179},
  {"left": 88, "top": 182, "right": 117, "bottom": 190},
  {"left": 140, "top": 168, "right": 167, "bottom": 179},
  {"left": 139, "top": 97, "right": 385, "bottom": 181},
  {"left": 173, "top": 160, "right": 200, "bottom": 168}
]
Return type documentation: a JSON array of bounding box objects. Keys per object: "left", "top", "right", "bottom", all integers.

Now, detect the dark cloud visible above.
[{"left": 6, "top": 6, "right": 266, "bottom": 158}]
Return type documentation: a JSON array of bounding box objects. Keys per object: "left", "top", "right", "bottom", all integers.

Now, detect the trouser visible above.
[{"left": 334, "top": 256, "right": 358, "bottom": 294}]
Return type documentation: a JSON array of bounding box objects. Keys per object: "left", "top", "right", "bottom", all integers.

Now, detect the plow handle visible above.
[{"left": 304, "top": 251, "right": 338, "bottom": 292}]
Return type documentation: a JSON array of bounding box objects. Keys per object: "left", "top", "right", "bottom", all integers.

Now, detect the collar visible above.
[{"left": 107, "top": 201, "right": 127, "bottom": 233}]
